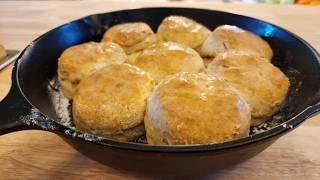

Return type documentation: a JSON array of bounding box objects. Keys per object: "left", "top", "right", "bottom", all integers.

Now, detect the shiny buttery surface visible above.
[
  {"left": 102, "top": 22, "right": 159, "bottom": 54},
  {"left": 145, "top": 72, "right": 251, "bottom": 145},
  {"left": 157, "top": 15, "right": 211, "bottom": 48}
]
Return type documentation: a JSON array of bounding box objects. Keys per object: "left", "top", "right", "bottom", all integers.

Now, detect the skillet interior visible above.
[{"left": 16, "top": 8, "right": 320, "bottom": 150}]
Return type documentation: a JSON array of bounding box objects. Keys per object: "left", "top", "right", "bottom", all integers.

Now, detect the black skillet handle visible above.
[{"left": 0, "top": 71, "right": 34, "bottom": 135}]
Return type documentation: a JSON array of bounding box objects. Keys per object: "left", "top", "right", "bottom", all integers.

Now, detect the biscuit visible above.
[
  {"left": 144, "top": 72, "right": 251, "bottom": 145},
  {"left": 73, "top": 64, "right": 154, "bottom": 141},
  {"left": 58, "top": 41, "right": 127, "bottom": 99},
  {"left": 134, "top": 41, "right": 205, "bottom": 83},
  {"left": 157, "top": 15, "right": 210, "bottom": 49},
  {"left": 199, "top": 25, "right": 273, "bottom": 60},
  {"left": 207, "top": 51, "right": 289, "bottom": 125},
  {"left": 102, "top": 22, "right": 160, "bottom": 54}
]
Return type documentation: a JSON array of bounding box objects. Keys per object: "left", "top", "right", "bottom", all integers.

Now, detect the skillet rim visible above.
[{"left": 13, "top": 7, "right": 320, "bottom": 152}]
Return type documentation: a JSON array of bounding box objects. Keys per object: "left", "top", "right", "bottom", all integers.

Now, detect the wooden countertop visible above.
[{"left": 0, "top": 1, "right": 320, "bottom": 179}]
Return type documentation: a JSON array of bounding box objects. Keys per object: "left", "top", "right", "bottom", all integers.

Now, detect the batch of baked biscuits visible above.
[{"left": 57, "top": 15, "right": 290, "bottom": 145}]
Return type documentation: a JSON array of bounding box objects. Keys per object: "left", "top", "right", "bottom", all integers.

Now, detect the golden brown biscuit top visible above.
[
  {"left": 73, "top": 64, "right": 154, "bottom": 134},
  {"left": 157, "top": 15, "right": 210, "bottom": 48},
  {"left": 134, "top": 42, "right": 205, "bottom": 83},
  {"left": 121, "top": 34, "right": 162, "bottom": 55},
  {"left": 207, "top": 51, "right": 289, "bottom": 125},
  {"left": 201, "top": 25, "right": 273, "bottom": 60},
  {"left": 59, "top": 41, "right": 126, "bottom": 67},
  {"left": 58, "top": 41, "right": 127, "bottom": 79},
  {"left": 145, "top": 72, "right": 251, "bottom": 145},
  {"left": 57, "top": 41, "right": 127, "bottom": 99},
  {"left": 102, "top": 22, "right": 154, "bottom": 47}
]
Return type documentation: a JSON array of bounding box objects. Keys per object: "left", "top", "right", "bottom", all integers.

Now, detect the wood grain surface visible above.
[{"left": 0, "top": 1, "right": 320, "bottom": 179}]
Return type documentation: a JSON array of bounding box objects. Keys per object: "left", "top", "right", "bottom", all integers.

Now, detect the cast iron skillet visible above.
[{"left": 0, "top": 7, "right": 320, "bottom": 176}]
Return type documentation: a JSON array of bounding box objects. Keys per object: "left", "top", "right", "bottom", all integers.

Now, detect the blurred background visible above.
[
  {"left": 114, "top": 0, "right": 320, "bottom": 6},
  {"left": 90, "top": 0, "right": 320, "bottom": 5},
  {"left": 5, "top": 0, "right": 320, "bottom": 5}
]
